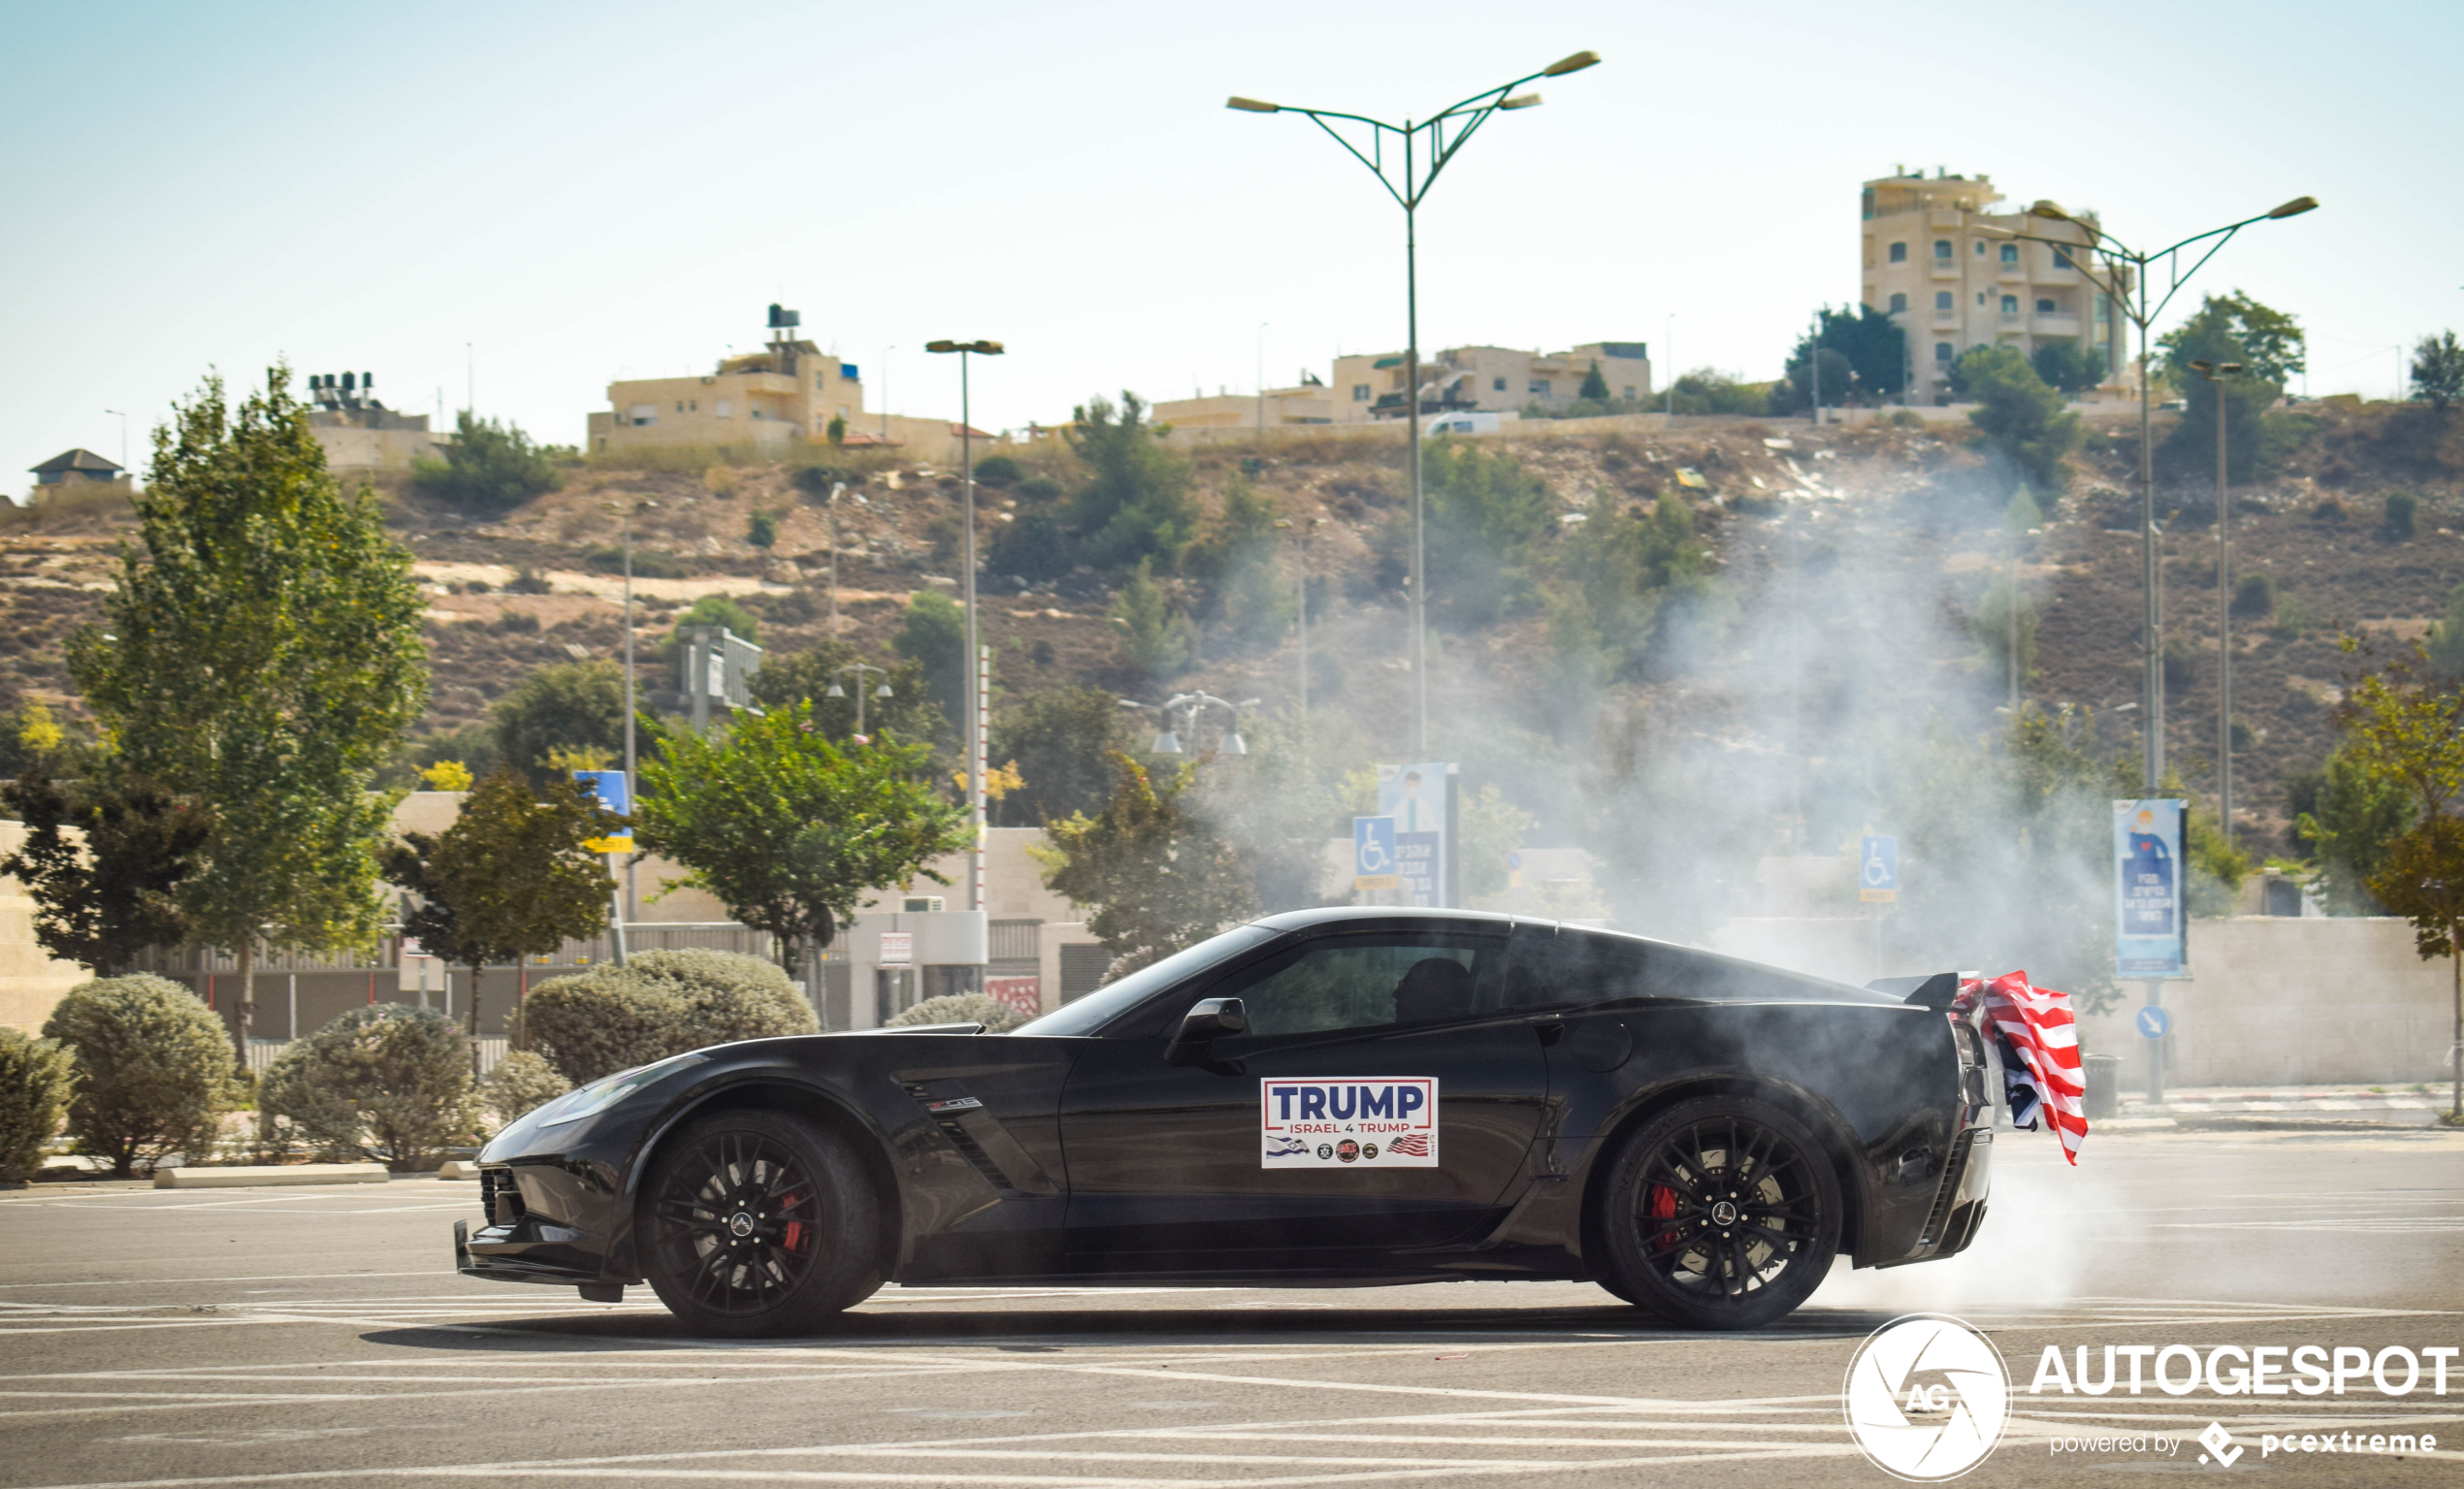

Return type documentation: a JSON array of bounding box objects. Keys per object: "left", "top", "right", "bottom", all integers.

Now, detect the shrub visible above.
[
  {"left": 258, "top": 1005, "right": 477, "bottom": 1171},
  {"left": 504, "top": 566, "right": 553, "bottom": 596},
  {"left": 886, "top": 993, "right": 1027, "bottom": 1033},
  {"left": 411, "top": 412, "right": 563, "bottom": 513},
  {"left": 703, "top": 465, "right": 739, "bottom": 499},
  {"left": 524, "top": 949, "right": 816, "bottom": 1085},
  {"left": 43, "top": 974, "right": 236, "bottom": 1177},
  {"left": 746, "top": 509, "right": 779, "bottom": 549},
  {"left": 584, "top": 545, "right": 690, "bottom": 579},
  {"left": 492, "top": 610, "right": 540, "bottom": 634},
  {"left": 990, "top": 510, "right": 1072, "bottom": 582},
  {"left": 482, "top": 1049, "right": 571, "bottom": 1126},
  {"left": 0, "top": 1027, "right": 74, "bottom": 1181},
  {"left": 2310, "top": 497, "right": 2350, "bottom": 526},
  {"left": 2231, "top": 573, "right": 2277, "bottom": 620},
  {"left": 970, "top": 455, "right": 1022, "bottom": 487},
  {"left": 2383, "top": 492, "right": 2417, "bottom": 540}
]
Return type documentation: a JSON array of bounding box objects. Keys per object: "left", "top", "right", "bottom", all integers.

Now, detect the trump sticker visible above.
[{"left": 1260, "top": 1078, "right": 1438, "bottom": 1167}]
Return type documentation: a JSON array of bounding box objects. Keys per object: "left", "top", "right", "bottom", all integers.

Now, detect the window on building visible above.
[
  {"left": 674, "top": 401, "right": 684, "bottom": 413},
  {"left": 1976, "top": 291, "right": 1987, "bottom": 305},
  {"left": 1622, "top": 386, "right": 1637, "bottom": 400},
  {"left": 688, "top": 400, "right": 697, "bottom": 412},
  {"left": 2035, "top": 298, "right": 2057, "bottom": 314},
  {"left": 2053, "top": 246, "right": 2076, "bottom": 270},
  {"left": 715, "top": 400, "right": 732, "bottom": 417},
  {"left": 1493, "top": 376, "right": 1508, "bottom": 391},
  {"left": 1351, "top": 384, "right": 1371, "bottom": 402},
  {"left": 1890, "top": 293, "right": 1908, "bottom": 313},
  {"left": 1934, "top": 342, "right": 1955, "bottom": 363},
  {"left": 752, "top": 406, "right": 763, "bottom": 419},
  {"left": 629, "top": 405, "right": 657, "bottom": 427},
  {"left": 1529, "top": 379, "right": 1551, "bottom": 397},
  {"left": 1934, "top": 291, "right": 1954, "bottom": 311},
  {"left": 1933, "top": 240, "right": 1953, "bottom": 260},
  {"left": 1890, "top": 242, "right": 1908, "bottom": 263},
  {"left": 1974, "top": 240, "right": 1987, "bottom": 255},
  {"left": 2000, "top": 295, "right": 2019, "bottom": 314},
  {"left": 1999, "top": 243, "right": 2019, "bottom": 264}
]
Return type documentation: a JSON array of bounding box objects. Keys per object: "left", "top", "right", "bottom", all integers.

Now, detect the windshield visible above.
[{"left": 1011, "top": 924, "right": 1278, "bottom": 1036}]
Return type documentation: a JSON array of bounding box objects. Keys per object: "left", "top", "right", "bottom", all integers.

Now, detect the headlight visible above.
[{"left": 532, "top": 1053, "right": 706, "bottom": 1130}]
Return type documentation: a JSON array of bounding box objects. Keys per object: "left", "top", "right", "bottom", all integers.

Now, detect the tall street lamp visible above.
[
  {"left": 825, "top": 663, "right": 894, "bottom": 738},
  {"left": 1980, "top": 192, "right": 2316, "bottom": 793},
  {"left": 600, "top": 498, "right": 657, "bottom": 925},
  {"left": 924, "top": 338, "right": 1002, "bottom": 915},
  {"left": 103, "top": 409, "right": 127, "bottom": 471},
  {"left": 1274, "top": 516, "right": 1323, "bottom": 715},
  {"left": 1228, "top": 49, "right": 1601, "bottom": 755},
  {"left": 1121, "top": 693, "right": 1262, "bottom": 756},
  {"left": 2191, "top": 358, "right": 2246, "bottom": 850}
]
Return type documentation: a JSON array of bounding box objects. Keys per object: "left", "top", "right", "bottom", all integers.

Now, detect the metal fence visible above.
[{"left": 248, "top": 1035, "right": 511, "bottom": 1076}]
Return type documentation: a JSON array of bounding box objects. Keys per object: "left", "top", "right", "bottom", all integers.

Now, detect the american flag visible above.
[
  {"left": 1960, "top": 972, "right": 2087, "bottom": 1165},
  {"left": 1387, "top": 1133, "right": 1430, "bottom": 1157}
]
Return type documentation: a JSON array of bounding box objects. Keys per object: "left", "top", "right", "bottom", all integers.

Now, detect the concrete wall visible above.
[{"left": 0, "top": 822, "right": 92, "bottom": 1033}]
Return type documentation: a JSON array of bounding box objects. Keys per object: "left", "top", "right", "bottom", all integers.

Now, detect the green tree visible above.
[
  {"left": 2426, "top": 581, "right": 2464, "bottom": 681},
  {"left": 2030, "top": 340, "right": 2104, "bottom": 395},
  {"left": 746, "top": 509, "right": 779, "bottom": 550},
  {"left": 663, "top": 594, "right": 760, "bottom": 661},
  {"left": 69, "top": 370, "right": 428, "bottom": 1053},
  {"left": 989, "top": 510, "right": 1073, "bottom": 582},
  {"left": 0, "top": 761, "right": 211, "bottom": 975},
  {"left": 1036, "top": 752, "right": 1257, "bottom": 974},
  {"left": 0, "top": 1027, "right": 74, "bottom": 1182},
  {"left": 892, "top": 589, "right": 967, "bottom": 724},
  {"left": 1378, "top": 441, "right": 1552, "bottom": 629},
  {"left": 1108, "top": 558, "right": 1197, "bottom": 677},
  {"left": 384, "top": 767, "right": 615, "bottom": 1052},
  {"left": 634, "top": 701, "right": 972, "bottom": 982},
  {"left": 525, "top": 950, "right": 816, "bottom": 1083},
  {"left": 753, "top": 641, "right": 949, "bottom": 750},
  {"left": 2368, "top": 820, "right": 2464, "bottom": 1120},
  {"left": 1956, "top": 345, "right": 2082, "bottom": 489},
  {"left": 2160, "top": 300, "right": 2291, "bottom": 482},
  {"left": 1659, "top": 370, "right": 1773, "bottom": 416},
  {"left": 2412, "top": 331, "right": 2464, "bottom": 414},
  {"left": 1775, "top": 346, "right": 1856, "bottom": 412},
  {"left": 410, "top": 410, "right": 563, "bottom": 513},
  {"left": 2156, "top": 289, "right": 2306, "bottom": 387},
  {"left": 1183, "top": 476, "right": 1290, "bottom": 645},
  {"left": 826, "top": 413, "right": 847, "bottom": 446},
  {"left": 43, "top": 974, "right": 237, "bottom": 1176},
  {"left": 492, "top": 661, "right": 628, "bottom": 788},
  {"left": 988, "top": 687, "right": 1135, "bottom": 825},
  {"left": 1789, "top": 305, "right": 1907, "bottom": 400},
  {"left": 257, "top": 1004, "right": 477, "bottom": 1170},
  {"left": 1577, "top": 360, "right": 1611, "bottom": 402},
  {"left": 1064, "top": 394, "right": 1200, "bottom": 568}
]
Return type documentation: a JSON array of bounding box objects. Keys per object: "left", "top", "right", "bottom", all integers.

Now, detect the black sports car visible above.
[{"left": 457, "top": 907, "right": 1994, "bottom": 1334}]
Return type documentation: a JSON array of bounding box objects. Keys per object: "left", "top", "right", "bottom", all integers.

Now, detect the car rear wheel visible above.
[
  {"left": 1595, "top": 1095, "right": 1840, "bottom": 1330},
  {"left": 637, "top": 1110, "right": 883, "bottom": 1337}
]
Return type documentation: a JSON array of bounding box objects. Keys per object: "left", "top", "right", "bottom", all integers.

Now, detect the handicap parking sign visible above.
[
  {"left": 1353, "top": 816, "right": 1399, "bottom": 890},
  {"left": 1859, "top": 835, "right": 1897, "bottom": 904},
  {"left": 2135, "top": 1005, "right": 2171, "bottom": 1040}
]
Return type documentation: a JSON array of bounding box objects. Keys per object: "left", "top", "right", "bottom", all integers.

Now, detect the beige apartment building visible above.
[
  {"left": 303, "top": 372, "right": 446, "bottom": 472},
  {"left": 589, "top": 310, "right": 986, "bottom": 466},
  {"left": 1151, "top": 376, "right": 1338, "bottom": 431},
  {"left": 1328, "top": 341, "right": 1652, "bottom": 421},
  {"left": 1861, "top": 169, "right": 2123, "bottom": 400}
]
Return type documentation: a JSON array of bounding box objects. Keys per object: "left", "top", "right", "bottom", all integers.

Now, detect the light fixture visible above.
[
  {"left": 1151, "top": 730, "right": 1182, "bottom": 755},
  {"left": 1219, "top": 730, "right": 1247, "bottom": 756},
  {"left": 2268, "top": 196, "right": 2318, "bottom": 219},
  {"left": 874, "top": 682, "right": 893, "bottom": 698},
  {"left": 826, "top": 681, "right": 846, "bottom": 698},
  {"left": 1542, "top": 49, "right": 1601, "bottom": 76},
  {"left": 2029, "top": 199, "right": 2071, "bottom": 222},
  {"left": 1225, "top": 96, "right": 1281, "bottom": 113},
  {"left": 1498, "top": 93, "right": 1542, "bottom": 111}
]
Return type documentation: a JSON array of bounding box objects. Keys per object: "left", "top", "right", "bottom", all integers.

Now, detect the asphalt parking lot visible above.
[{"left": 2, "top": 1123, "right": 2459, "bottom": 1489}]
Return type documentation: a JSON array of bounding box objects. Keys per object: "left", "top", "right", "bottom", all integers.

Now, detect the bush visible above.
[
  {"left": 492, "top": 610, "right": 540, "bottom": 634},
  {"left": 990, "top": 510, "right": 1072, "bottom": 582},
  {"left": 746, "top": 509, "right": 779, "bottom": 549},
  {"left": 971, "top": 454, "right": 1022, "bottom": 487},
  {"left": 258, "top": 1005, "right": 477, "bottom": 1171},
  {"left": 886, "top": 993, "right": 1027, "bottom": 1033},
  {"left": 482, "top": 1049, "right": 570, "bottom": 1126},
  {"left": 504, "top": 566, "right": 553, "bottom": 596},
  {"left": 2383, "top": 492, "right": 2417, "bottom": 540},
  {"left": 0, "top": 1027, "right": 74, "bottom": 1181},
  {"left": 411, "top": 412, "right": 563, "bottom": 513},
  {"left": 584, "top": 545, "right": 690, "bottom": 579},
  {"left": 43, "top": 974, "right": 236, "bottom": 1177},
  {"left": 703, "top": 465, "right": 739, "bottom": 499},
  {"left": 2310, "top": 497, "right": 2350, "bottom": 526},
  {"left": 524, "top": 950, "right": 817, "bottom": 1085},
  {"left": 2231, "top": 573, "right": 2277, "bottom": 620}
]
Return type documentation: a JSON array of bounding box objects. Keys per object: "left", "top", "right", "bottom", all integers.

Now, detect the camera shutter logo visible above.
[{"left": 1842, "top": 1313, "right": 2010, "bottom": 1481}]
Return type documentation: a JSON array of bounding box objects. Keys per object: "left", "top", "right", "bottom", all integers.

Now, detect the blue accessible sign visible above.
[
  {"left": 1352, "top": 816, "right": 1399, "bottom": 891},
  {"left": 1859, "top": 835, "right": 1898, "bottom": 904},
  {"left": 573, "top": 770, "right": 633, "bottom": 853}
]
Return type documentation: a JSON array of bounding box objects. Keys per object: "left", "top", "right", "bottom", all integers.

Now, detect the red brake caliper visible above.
[
  {"left": 778, "top": 1194, "right": 805, "bottom": 1255},
  {"left": 1646, "top": 1183, "right": 1679, "bottom": 1253}
]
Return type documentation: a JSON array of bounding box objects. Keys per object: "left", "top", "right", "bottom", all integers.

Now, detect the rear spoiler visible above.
[{"left": 1864, "top": 971, "right": 1978, "bottom": 1011}]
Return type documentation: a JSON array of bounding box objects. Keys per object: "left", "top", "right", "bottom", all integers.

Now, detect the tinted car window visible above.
[
  {"left": 1216, "top": 933, "right": 1505, "bottom": 1038},
  {"left": 1506, "top": 931, "right": 1658, "bottom": 1010},
  {"left": 1011, "top": 924, "right": 1276, "bottom": 1037}
]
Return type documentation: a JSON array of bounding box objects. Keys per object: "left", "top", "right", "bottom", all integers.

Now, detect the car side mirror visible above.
[{"left": 1164, "top": 996, "right": 1246, "bottom": 1066}]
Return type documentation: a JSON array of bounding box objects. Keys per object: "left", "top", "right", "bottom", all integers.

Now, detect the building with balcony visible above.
[
  {"left": 1326, "top": 341, "right": 1651, "bottom": 422},
  {"left": 1862, "top": 169, "right": 2124, "bottom": 401}
]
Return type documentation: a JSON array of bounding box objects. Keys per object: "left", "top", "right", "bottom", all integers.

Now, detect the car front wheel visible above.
[
  {"left": 637, "top": 1109, "right": 883, "bottom": 1337},
  {"left": 1595, "top": 1095, "right": 1841, "bottom": 1330}
]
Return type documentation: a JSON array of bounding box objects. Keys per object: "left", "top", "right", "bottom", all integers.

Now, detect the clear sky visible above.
[{"left": 3, "top": 0, "right": 2453, "bottom": 489}]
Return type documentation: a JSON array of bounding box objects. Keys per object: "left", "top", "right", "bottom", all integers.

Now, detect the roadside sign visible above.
[
  {"left": 1376, "top": 762, "right": 1453, "bottom": 907},
  {"left": 2114, "top": 799, "right": 2188, "bottom": 977},
  {"left": 879, "top": 931, "right": 914, "bottom": 966},
  {"left": 1507, "top": 850, "right": 1524, "bottom": 890},
  {"left": 1859, "top": 835, "right": 1898, "bottom": 903},
  {"left": 574, "top": 770, "right": 633, "bottom": 853},
  {"left": 1353, "top": 816, "right": 1400, "bottom": 891},
  {"left": 2135, "top": 1005, "right": 2172, "bottom": 1040},
  {"left": 985, "top": 976, "right": 1040, "bottom": 1018}
]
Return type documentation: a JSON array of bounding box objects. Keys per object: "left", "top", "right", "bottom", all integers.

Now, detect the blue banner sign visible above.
[{"left": 2113, "top": 798, "right": 2186, "bottom": 978}]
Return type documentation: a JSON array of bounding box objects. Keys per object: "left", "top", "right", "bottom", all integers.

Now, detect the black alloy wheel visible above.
[
  {"left": 637, "top": 1109, "right": 883, "bottom": 1337},
  {"left": 1595, "top": 1095, "right": 1841, "bottom": 1331}
]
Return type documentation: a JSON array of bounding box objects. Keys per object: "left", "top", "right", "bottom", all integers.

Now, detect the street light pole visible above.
[
  {"left": 1256, "top": 322, "right": 1269, "bottom": 434},
  {"left": 1229, "top": 49, "right": 1600, "bottom": 757},
  {"left": 925, "top": 340, "right": 1004, "bottom": 915},
  {"left": 1981, "top": 193, "right": 2317, "bottom": 794},
  {"left": 2193, "top": 359, "right": 2246, "bottom": 850},
  {"left": 103, "top": 409, "right": 127, "bottom": 471}
]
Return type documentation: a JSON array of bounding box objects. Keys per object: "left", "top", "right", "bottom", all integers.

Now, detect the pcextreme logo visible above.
[{"left": 1843, "top": 1313, "right": 2012, "bottom": 1481}]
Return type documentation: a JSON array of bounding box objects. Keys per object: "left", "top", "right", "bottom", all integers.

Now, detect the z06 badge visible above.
[{"left": 1260, "top": 1078, "right": 1438, "bottom": 1167}]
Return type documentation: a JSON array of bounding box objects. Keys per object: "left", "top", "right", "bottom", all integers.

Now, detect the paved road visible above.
[{"left": 2, "top": 1123, "right": 2459, "bottom": 1488}]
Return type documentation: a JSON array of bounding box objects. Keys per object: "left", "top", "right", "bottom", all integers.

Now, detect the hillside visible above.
[{"left": 3, "top": 398, "right": 2459, "bottom": 865}]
